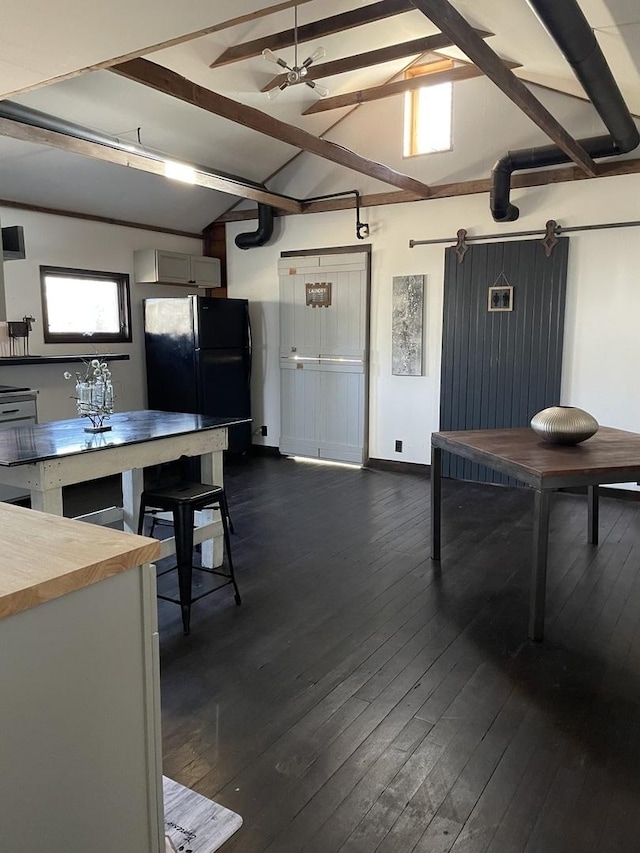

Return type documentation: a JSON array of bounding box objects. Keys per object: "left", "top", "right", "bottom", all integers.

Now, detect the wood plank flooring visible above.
[{"left": 65, "top": 456, "right": 640, "bottom": 852}]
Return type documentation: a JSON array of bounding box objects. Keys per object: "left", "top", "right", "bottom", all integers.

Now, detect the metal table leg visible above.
[
  {"left": 588, "top": 484, "right": 599, "bottom": 544},
  {"left": 431, "top": 445, "right": 442, "bottom": 561},
  {"left": 530, "top": 488, "right": 551, "bottom": 641}
]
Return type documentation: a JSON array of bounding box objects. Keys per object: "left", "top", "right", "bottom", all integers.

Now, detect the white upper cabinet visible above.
[{"left": 134, "top": 249, "right": 221, "bottom": 287}]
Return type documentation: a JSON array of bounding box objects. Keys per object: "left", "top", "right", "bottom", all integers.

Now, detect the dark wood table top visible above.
[
  {"left": 432, "top": 426, "right": 640, "bottom": 488},
  {"left": 0, "top": 411, "right": 251, "bottom": 467}
]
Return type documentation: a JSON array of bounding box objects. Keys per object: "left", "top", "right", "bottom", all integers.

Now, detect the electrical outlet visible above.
[
  {"left": 395, "top": 440, "right": 403, "bottom": 452},
  {"left": 261, "top": 425, "right": 268, "bottom": 436}
]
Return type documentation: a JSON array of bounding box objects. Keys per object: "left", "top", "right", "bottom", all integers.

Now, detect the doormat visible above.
[{"left": 164, "top": 776, "right": 242, "bottom": 853}]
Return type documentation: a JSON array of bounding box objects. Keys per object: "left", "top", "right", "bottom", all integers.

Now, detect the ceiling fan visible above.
[{"left": 262, "top": 5, "right": 329, "bottom": 100}]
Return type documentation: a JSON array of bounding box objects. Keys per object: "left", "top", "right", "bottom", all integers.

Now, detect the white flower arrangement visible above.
[{"left": 64, "top": 358, "right": 114, "bottom": 432}]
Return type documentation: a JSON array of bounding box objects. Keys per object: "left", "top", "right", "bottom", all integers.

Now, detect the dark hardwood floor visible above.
[{"left": 66, "top": 456, "right": 640, "bottom": 852}]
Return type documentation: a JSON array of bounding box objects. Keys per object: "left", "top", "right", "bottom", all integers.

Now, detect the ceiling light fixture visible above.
[
  {"left": 262, "top": 5, "right": 329, "bottom": 100},
  {"left": 163, "top": 160, "right": 197, "bottom": 184}
]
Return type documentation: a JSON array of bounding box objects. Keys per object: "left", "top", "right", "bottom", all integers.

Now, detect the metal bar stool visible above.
[
  {"left": 138, "top": 481, "right": 241, "bottom": 635},
  {"left": 147, "top": 502, "right": 235, "bottom": 538}
]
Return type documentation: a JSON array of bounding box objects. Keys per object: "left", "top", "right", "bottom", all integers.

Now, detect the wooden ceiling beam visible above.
[
  {"left": 0, "top": 116, "right": 302, "bottom": 213},
  {"left": 0, "top": 198, "right": 203, "bottom": 240},
  {"left": 409, "top": 0, "right": 598, "bottom": 177},
  {"left": 111, "top": 58, "right": 432, "bottom": 197},
  {"left": 3, "top": 1, "right": 317, "bottom": 100},
  {"left": 261, "top": 28, "right": 492, "bottom": 91},
  {"left": 214, "top": 157, "right": 640, "bottom": 222},
  {"left": 302, "top": 60, "right": 521, "bottom": 115},
  {"left": 210, "top": 0, "right": 416, "bottom": 68}
]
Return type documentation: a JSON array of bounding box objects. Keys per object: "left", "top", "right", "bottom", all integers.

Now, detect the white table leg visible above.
[
  {"left": 200, "top": 450, "right": 224, "bottom": 569},
  {"left": 30, "top": 487, "right": 63, "bottom": 516},
  {"left": 122, "top": 468, "right": 145, "bottom": 534}
]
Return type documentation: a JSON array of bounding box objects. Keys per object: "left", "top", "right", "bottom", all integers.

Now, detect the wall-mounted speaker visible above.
[{"left": 2, "top": 226, "right": 25, "bottom": 260}]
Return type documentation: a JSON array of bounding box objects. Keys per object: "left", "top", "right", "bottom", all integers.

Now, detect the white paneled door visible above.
[{"left": 279, "top": 251, "right": 369, "bottom": 464}]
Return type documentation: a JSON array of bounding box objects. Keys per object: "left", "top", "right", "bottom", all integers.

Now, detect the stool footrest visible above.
[
  {"left": 139, "top": 479, "right": 241, "bottom": 634},
  {"left": 158, "top": 580, "right": 233, "bottom": 607}
]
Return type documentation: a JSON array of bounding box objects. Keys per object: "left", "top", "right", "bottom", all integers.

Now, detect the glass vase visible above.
[{"left": 76, "top": 379, "right": 114, "bottom": 432}]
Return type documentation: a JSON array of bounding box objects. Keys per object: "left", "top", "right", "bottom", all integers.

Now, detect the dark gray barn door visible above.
[{"left": 440, "top": 237, "right": 569, "bottom": 483}]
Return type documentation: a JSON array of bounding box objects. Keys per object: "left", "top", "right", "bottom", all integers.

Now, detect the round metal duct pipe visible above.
[
  {"left": 235, "top": 204, "right": 275, "bottom": 250},
  {"left": 491, "top": 0, "right": 639, "bottom": 221}
]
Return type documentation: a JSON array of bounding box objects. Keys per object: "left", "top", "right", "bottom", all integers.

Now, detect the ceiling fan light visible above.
[
  {"left": 267, "top": 82, "right": 289, "bottom": 100},
  {"left": 305, "top": 46, "right": 326, "bottom": 66},
  {"left": 263, "top": 48, "right": 289, "bottom": 70},
  {"left": 306, "top": 80, "right": 329, "bottom": 98}
]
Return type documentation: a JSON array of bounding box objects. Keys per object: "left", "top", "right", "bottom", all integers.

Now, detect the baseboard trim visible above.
[
  {"left": 250, "top": 444, "right": 282, "bottom": 458},
  {"left": 364, "top": 463, "right": 640, "bottom": 501},
  {"left": 367, "top": 457, "right": 430, "bottom": 476}
]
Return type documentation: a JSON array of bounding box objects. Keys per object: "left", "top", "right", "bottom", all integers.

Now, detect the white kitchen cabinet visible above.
[
  {"left": 134, "top": 249, "right": 221, "bottom": 287},
  {"left": 0, "top": 387, "right": 38, "bottom": 502},
  {"left": 0, "top": 504, "right": 163, "bottom": 853}
]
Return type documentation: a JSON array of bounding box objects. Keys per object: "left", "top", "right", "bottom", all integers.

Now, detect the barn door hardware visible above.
[
  {"left": 410, "top": 218, "right": 563, "bottom": 259},
  {"left": 540, "top": 220, "right": 560, "bottom": 257},
  {"left": 453, "top": 229, "right": 469, "bottom": 263}
]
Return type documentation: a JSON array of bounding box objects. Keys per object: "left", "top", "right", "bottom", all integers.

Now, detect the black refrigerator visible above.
[{"left": 143, "top": 295, "right": 252, "bottom": 453}]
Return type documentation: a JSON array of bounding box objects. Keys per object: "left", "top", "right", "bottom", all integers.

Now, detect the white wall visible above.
[
  {"left": 226, "top": 72, "right": 640, "bottom": 489},
  {"left": 227, "top": 172, "right": 640, "bottom": 493},
  {"left": 270, "top": 77, "right": 612, "bottom": 199},
  {"left": 0, "top": 208, "right": 202, "bottom": 421},
  {"left": 4, "top": 74, "right": 639, "bottom": 495}
]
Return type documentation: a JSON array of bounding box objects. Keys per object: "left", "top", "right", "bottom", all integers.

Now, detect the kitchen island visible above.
[
  {"left": 0, "top": 501, "right": 163, "bottom": 851},
  {"left": 0, "top": 409, "right": 250, "bottom": 567}
]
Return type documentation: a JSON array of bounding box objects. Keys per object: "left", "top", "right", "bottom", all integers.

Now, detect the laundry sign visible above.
[{"left": 306, "top": 281, "right": 332, "bottom": 307}]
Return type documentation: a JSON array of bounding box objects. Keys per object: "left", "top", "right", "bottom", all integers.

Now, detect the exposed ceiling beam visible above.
[
  {"left": 210, "top": 0, "right": 416, "bottom": 68},
  {"left": 303, "top": 60, "right": 521, "bottom": 116},
  {"left": 216, "top": 45, "right": 428, "bottom": 227},
  {"left": 111, "top": 58, "right": 433, "bottom": 197},
  {"left": 409, "top": 0, "right": 598, "bottom": 177},
  {"left": 518, "top": 77, "right": 640, "bottom": 121},
  {"left": 3, "top": 2, "right": 316, "bottom": 99},
  {"left": 0, "top": 198, "right": 203, "bottom": 240},
  {"left": 215, "top": 156, "right": 640, "bottom": 222},
  {"left": 0, "top": 116, "right": 302, "bottom": 213},
  {"left": 200, "top": 1, "right": 316, "bottom": 33},
  {"left": 261, "top": 28, "right": 492, "bottom": 91}
]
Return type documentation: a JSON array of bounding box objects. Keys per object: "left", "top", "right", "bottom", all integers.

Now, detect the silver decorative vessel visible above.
[{"left": 530, "top": 406, "right": 599, "bottom": 445}]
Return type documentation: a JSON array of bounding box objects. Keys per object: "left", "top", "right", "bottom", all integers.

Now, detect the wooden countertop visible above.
[
  {"left": 0, "top": 502, "right": 160, "bottom": 620},
  {"left": 432, "top": 426, "right": 640, "bottom": 488}
]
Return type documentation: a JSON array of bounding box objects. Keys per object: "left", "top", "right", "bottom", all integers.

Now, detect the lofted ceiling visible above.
[{"left": 0, "top": 0, "right": 639, "bottom": 234}]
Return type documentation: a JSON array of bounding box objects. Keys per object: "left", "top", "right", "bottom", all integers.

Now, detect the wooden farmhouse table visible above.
[
  {"left": 430, "top": 426, "right": 640, "bottom": 640},
  {"left": 0, "top": 410, "right": 250, "bottom": 567}
]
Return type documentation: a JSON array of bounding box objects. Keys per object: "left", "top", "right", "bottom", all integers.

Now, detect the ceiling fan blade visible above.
[
  {"left": 302, "top": 46, "right": 326, "bottom": 68},
  {"left": 305, "top": 80, "right": 329, "bottom": 98},
  {"left": 267, "top": 81, "right": 290, "bottom": 100},
  {"left": 262, "top": 48, "right": 290, "bottom": 70}
]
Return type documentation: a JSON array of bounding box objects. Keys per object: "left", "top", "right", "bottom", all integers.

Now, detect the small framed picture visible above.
[{"left": 488, "top": 285, "right": 514, "bottom": 312}]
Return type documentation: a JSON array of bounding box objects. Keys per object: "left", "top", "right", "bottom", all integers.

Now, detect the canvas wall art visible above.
[{"left": 392, "top": 274, "right": 425, "bottom": 376}]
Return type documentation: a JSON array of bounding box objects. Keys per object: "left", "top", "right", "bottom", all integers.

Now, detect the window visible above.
[
  {"left": 40, "top": 266, "right": 131, "bottom": 344},
  {"left": 403, "top": 57, "right": 454, "bottom": 157}
]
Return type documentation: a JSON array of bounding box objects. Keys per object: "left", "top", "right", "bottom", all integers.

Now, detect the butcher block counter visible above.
[
  {"left": 0, "top": 502, "right": 166, "bottom": 853},
  {"left": 0, "top": 501, "right": 159, "bottom": 619}
]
